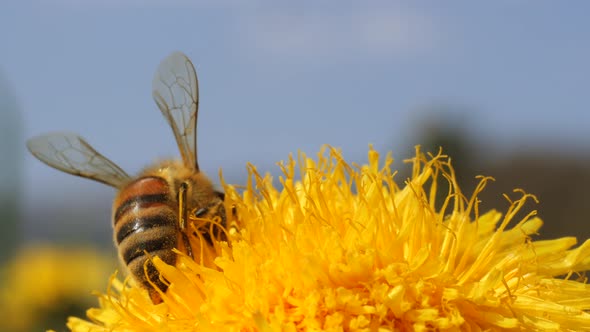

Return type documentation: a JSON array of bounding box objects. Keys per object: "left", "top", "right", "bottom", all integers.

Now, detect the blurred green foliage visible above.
[{"left": 0, "top": 70, "right": 21, "bottom": 264}]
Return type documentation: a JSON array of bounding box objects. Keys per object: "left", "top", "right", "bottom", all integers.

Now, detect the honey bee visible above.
[{"left": 27, "top": 52, "right": 226, "bottom": 303}]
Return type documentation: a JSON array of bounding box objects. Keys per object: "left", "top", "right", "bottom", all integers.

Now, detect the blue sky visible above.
[{"left": 1, "top": 1, "right": 590, "bottom": 239}]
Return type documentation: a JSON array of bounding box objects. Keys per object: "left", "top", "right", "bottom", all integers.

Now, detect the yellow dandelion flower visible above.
[
  {"left": 0, "top": 244, "right": 114, "bottom": 332},
  {"left": 68, "top": 146, "right": 590, "bottom": 331}
]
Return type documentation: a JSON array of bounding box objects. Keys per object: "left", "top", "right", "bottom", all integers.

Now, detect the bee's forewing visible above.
[
  {"left": 152, "top": 51, "right": 200, "bottom": 171},
  {"left": 27, "top": 132, "right": 130, "bottom": 187}
]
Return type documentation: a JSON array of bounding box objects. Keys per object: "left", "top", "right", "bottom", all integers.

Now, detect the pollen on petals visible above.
[{"left": 67, "top": 146, "right": 590, "bottom": 331}]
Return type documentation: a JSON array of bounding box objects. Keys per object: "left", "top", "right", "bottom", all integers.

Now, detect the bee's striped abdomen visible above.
[{"left": 112, "top": 176, "right": 178, "bottom": 302}]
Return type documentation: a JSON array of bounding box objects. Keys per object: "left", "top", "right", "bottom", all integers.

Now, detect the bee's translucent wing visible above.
[
  {"left": 152, "top": 51, "right": 200, "bottom": 171},
  {"left": 27, "top": 132, "right": 130, "bottom": 188}
]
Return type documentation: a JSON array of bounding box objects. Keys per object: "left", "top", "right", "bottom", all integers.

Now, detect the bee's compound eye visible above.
[
  {"left": 194, "top": 207, "right": 208, "bottom": 217},
  {"left": 216, "top": 191, "right": 225, "bottom": 201}
]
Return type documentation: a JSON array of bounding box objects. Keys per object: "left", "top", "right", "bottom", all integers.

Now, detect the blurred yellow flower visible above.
[
  {"left": 68, "top": 146, "right": 590, "bottom": 331},
  {"left": 0, "top": 244, "right": 114, "bottom": 332}
]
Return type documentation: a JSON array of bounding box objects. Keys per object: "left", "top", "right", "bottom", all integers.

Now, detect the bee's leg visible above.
[{"left": 178, "top": 182, "right": 194, "bottom": 259}]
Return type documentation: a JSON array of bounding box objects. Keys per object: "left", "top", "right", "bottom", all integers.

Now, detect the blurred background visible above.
[{"left": 1, "top": 1, "right": 589, "bottom": 330}]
